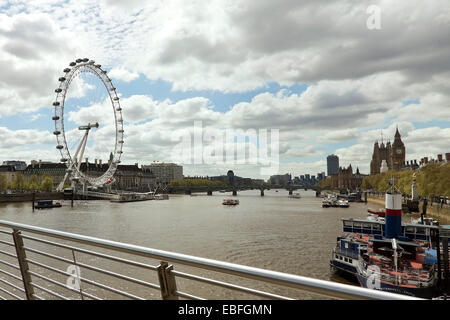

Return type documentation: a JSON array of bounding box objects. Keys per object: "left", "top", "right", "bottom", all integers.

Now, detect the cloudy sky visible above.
[{"left": 0, "top": 0, "right": 449, "bottom": 179}]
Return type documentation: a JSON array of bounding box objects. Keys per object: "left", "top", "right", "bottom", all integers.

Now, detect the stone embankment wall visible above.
[{"left": 0, "top": 192, "right": 64, "bottom": 203}]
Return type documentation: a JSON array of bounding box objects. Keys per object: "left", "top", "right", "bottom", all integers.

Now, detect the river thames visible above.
[{"left": 0, "top": 189, "right": 372, "bottom": 299}]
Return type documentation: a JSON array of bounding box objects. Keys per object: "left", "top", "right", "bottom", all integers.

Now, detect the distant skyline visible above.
[{"left": 0, "top": 1, "right": 449, "bottom": 179}]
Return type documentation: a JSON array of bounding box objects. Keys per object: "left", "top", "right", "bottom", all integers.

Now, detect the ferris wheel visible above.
[{"left": 52, "top": 58, "right": 124, "bottom": 190}]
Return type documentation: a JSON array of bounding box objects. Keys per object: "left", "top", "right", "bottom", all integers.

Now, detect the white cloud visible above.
[
  {"left": 0, "top": 127, "right": 53, "bottom": 147},
  {"left": 108, "top": 67, "right": 140, "bottom": 83},
  {"left": 0, "top": 0, "right": 449, "bottom": 178},
  {"left": 318, "top": 129, "right": 359, "bottom": 143}
]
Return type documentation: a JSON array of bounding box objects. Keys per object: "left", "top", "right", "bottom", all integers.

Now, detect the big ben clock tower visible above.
[{"left": 391, "top": 126, "right": 405, "bottom": 170}]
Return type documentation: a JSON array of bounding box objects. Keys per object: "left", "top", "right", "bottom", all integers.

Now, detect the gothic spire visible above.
[{"left": 395, "top": 125, "right": 401, "bottom": 138}]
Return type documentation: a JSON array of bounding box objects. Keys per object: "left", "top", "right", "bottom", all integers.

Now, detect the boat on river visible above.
[
  {"left": 322, "top": 199, "right": 333, "bottom": 207},
  {"left": 111, "top": 192, "right": 155, "bottom": 203},
  {"left": 330, "top": 177, "right": 440, "bottom": 298},
  {"left": 322, "top": 195, "right": 349, "bottom": 208},
  {"left": 223, "top": 199, "right": 239, "bottom": 206},
  {"left": 288, "top": 193, "right": 301, "bottom": 199},
  {"left": 337, "top": 199, "right": 349, "bottom": 208},
  {"left": 35, "top": 200, "right": 62, "bottom": 209}
]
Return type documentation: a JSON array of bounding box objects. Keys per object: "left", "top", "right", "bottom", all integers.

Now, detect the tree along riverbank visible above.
[{"left": 362, "top": 163, "right": 450, "bottom": 198}]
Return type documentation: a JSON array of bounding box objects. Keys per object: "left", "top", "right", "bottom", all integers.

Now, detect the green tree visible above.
[
  {"left": 12, "top": 172, "right": 25, "bottom": 191},
  {"left": 29, "top": 182, "right": 39, "bottom": 191},
  {"left": 41, "top": 176, "right": 53, "bottom": 191},
  {"left": 28, "top": 175, "right": 39, "bottom": 191},
  {"left": 362, "top": 162, "right": 450, "bottom": 197},
  {"left": 0, "top": 175, "right": 7, "bottom": 192}
]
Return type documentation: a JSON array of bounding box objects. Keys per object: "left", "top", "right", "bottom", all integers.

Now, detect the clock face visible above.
[{"left": 396, "top": 149, "right": 402, "bottom": 154}]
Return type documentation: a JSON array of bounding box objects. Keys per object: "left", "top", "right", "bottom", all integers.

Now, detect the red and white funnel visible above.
[{"left": 385, "top": 192, "right": 402, "bottom": 238}]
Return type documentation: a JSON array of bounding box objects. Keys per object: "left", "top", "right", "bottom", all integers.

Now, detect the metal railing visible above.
[{"left": 0, "top": 220, "right": 421, "bottom": 300}]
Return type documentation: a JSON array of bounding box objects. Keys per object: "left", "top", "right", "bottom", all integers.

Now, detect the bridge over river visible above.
[{"left": 167, "top": 185, "right": 322, "bottom": 196}]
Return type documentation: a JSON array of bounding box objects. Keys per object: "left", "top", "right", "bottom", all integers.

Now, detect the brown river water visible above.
[{"left": 0, "top": 189, "right": 385, "bottom": 299}]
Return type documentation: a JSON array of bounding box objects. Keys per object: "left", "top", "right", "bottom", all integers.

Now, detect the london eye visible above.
[{"left": 52, "top": 58, "right": 124, "bottom": 190}]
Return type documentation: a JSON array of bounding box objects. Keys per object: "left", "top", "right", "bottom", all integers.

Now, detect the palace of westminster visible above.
[{"left": 329, "top": 127, "right": 450, "bottom": 190}]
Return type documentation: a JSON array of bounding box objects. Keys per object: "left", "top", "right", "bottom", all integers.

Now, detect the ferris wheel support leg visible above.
[
  {"left": 77, "top": 131, "right": 89, "bottom": 173},
  {"left": 56, "top": 173, "right": 68, "bottom": 191}
]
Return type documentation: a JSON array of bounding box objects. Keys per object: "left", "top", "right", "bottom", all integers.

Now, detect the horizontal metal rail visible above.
[
  {"left": 25, "top": 259, "right": 123, "bottom": 300},
  {"left": 0, "top": 249, "right": 18, "bottom": 259},
  {"left": 23, "top": 246, "right": 160, "bottom": 291},
  {"left": 0, "top": 267, "right": 23, "bottom": 282},
  {"left": 27, "top": 269, "right": 101, "bottom": 300},
  {"left": 0, "top": 229, "right": 11, "bottom": 235},
  {"left": 29, "top": 281, "right": 69, "bottom": 300},
  {"left": 0, "top": 258, "right": 20, "bottom": 270},
  {"left": 171, "top": 270, "right": 292, "bottom": 300},
  {"left": 21, "top": 234, "right": 158, "bottom": 271},
  {"left": 0, "top": 219, "right": 423, "bottom": 300},
  {"left": 0, "top": 285, "right": 23, "bottom": 300},
  {"left": 0, "top": 239, "right": 14, "bottom": 247}
]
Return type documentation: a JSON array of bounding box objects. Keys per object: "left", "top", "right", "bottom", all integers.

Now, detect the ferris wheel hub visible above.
[{"left": 78, "top": 122, "right": 100, "bottom": 130}]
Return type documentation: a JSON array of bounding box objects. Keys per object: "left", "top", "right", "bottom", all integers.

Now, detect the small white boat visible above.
[
  {"left": 223, "top": 199, "right": 239, "bottom": 205},
  {"left": 322, "top": 199, "right": 332, "bottom": 208},
  {"left": 337, "top": 199, "right": 349, "bottom": 208},
  {"left": 288, "top": 193, "right": 301, "bottom": 199}
]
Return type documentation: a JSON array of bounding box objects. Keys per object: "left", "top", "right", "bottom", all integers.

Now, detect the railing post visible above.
[
  {"left": 12, "top": 229, "right": 35, "bottom": 300},
  {"left": 157, "top": 261, "right": 178, "bottom": 300}
]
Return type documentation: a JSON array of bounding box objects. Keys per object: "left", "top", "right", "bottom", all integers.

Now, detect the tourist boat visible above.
[
  {"left": 35, "top": 200, "right": 62, "bottom": 209},
  {"left": 110, "top": 192, "right": 154, "bottom": 203},
  {"left": 322, "top": 194, "right": 338, "bottom": 208},
  {"left": 222, "top": 199, "right": 239, "bottom": 205},
  {"left": 331, "top": 178, "right": 439, "bottom": 298},
  {"left": 288, "top": 193, "right": 301, "bottom": 199}
]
